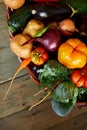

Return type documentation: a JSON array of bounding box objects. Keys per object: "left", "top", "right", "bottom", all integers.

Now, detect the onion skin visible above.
[
  {"left": 59, "top": 19, "right": 76, "bottom": 36},
  {"left": 10, "top": 34, "right": 33, "bottom": 58},
  {"left": 3, "top": 0, "right": 26, "bottom": 9}
]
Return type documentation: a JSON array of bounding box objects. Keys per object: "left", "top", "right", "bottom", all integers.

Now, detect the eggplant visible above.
[{"left": 32, "top": 2, "right": 73, "bottom": 21}]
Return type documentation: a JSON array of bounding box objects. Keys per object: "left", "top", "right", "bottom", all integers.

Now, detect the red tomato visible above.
[
  {"left": 31, "top": 46, "right": 49, "bottom": 66},
  {"left": 70, "top": 66, "right": 87, "bottom": 88}
]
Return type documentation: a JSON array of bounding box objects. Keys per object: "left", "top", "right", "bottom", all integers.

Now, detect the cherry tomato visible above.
[
  {"left": 70, "top": 66, "right": 87, "bottom": 88},
  {"left": 31, "top": 46, "right": 49, "bottom": 66}
]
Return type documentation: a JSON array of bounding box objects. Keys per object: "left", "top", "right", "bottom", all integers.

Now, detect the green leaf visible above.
[
  {"left": 52, "top": 81, "right": 78, "bottom": 102},
  {"left": 34, "top": 25, "right": 50, "bottom": 37},
  {"left": 51, "top": 97, "right": 77, "bottom": 117},
  {"left": 78, "top": 87, "right": 87, "bottom": 101},
  {"left": 38, "top": 60, "right": 72, "bottom": 90}
]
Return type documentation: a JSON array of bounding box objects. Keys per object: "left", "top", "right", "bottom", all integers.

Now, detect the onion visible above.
[{"left": 59, "top": 19, "right": 76, "bottom": 36}]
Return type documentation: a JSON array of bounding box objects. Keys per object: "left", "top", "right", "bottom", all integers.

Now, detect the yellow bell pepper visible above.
[{"left": 58, "top": 38, "right": 87, "bottom": 69}]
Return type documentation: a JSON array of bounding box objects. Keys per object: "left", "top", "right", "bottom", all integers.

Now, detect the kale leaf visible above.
[{"left": 38, "top": 60, "right": 72, "bottom": 89}]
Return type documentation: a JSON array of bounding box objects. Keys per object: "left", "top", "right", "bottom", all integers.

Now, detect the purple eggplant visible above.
[{"left": 32, "top": 2, "right": 73, "bottom": 21}]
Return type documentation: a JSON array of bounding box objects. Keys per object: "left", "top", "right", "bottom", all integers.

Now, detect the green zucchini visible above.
[
  {"left": 8, "top": 3, "right": 33, "bottom": 33},
  {"left": 60, "top": 0, "right": 87, "bottom": 14}
]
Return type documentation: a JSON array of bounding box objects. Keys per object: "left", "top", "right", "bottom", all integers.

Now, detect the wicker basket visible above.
[{"left": 6, "top": 5, "right": 87, "bottom": 109}]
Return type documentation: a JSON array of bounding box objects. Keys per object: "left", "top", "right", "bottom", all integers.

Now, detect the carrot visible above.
[
  {"left": 29, "top": 80, "right": 60, "bottom": 111},
  {"left": 3, "top": 57, "right": 31, "bottom": 100}
]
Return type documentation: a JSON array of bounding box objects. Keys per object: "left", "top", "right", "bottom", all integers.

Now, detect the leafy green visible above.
[
  {"left": 38, "top": 60, "right": 72, "bottom": 90},
  {"left": 37, "top": 60, "right": 79, "bottom": 117},
  {"left": 52, "top": 81, "right": 78, "bottom": 103},
  {"left": 51, "top": 81, "right": 78, "bottom": 117},
  {"left": 59, "top": 0, "right": 87, "bottom": 14},
  {"left": 51, "top": 97, "right": 77, "bottom": 117},
  {"left": 78, "top": 87, "right": 87, "bottom": 101}
]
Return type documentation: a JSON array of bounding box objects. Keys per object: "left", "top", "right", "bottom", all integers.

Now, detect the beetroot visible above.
[{"left": 36, "top": 29, "right": 61, "bottom": 52}]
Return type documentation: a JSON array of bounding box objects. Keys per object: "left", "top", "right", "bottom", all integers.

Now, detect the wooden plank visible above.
[
  {"left": 0, "top": 74, "right": 44, "bottom": 118},
  {"left": 0, "top": 101, "right": 87, "bottom": 130},
  {"left": 0, "top": 2, "right": 44, "bottom": 118},
  {"left": 0, "top": 2, "right": 28, "bottom": 84},
  {"left": 0, "top": 0, "right": 3, "bottom": 3}
]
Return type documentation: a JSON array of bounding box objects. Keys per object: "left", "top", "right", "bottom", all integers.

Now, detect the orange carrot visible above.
[{"left": 3, "top": 57, "right": 31, "bottom": 100}]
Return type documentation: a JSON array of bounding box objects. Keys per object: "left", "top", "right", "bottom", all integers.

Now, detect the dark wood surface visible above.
[
  {"left": 0, "top": 100, "right": 87, "bottom": 130},
  {"left": 0, "top": 1, "right": 87, "bottom": 130}
]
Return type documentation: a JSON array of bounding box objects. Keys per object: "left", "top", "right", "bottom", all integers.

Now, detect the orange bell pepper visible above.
[{"left": 58, "top": 38, "right": 87, "bottom": 69}]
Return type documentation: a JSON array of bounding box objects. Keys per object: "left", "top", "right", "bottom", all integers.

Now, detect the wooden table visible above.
[
  {"left": 0, "top": 1, "right": 43, "bottom": 118},
  {"left": 0, "top": 1, "right": 87, "bottom": 130}
]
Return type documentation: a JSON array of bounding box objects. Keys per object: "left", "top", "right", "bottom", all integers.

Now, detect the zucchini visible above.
[
  {"left": 60, "top": 0, "right": 87, "bottom": 14},
  {"left": 8, "top": 3, "right": 34, "bottom": 33}
]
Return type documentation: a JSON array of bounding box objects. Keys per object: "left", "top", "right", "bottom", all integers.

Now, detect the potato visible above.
[
  {"left": 23, "top": 19, "right": 45, "bottom": 37},
  {"left": 10, "top": 34, "right": 33, "bottom": 58}
]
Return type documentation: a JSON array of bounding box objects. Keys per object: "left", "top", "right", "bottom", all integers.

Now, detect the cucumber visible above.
[
  {"left": 60, "top": 0, "right": 87, "bottom": 14},
  {"left": 8, "top": 3, "right": 34, "bottom": 33}
]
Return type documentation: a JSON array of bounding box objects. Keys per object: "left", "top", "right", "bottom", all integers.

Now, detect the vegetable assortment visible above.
[{"left": 4, "top": 0, "right": 87, "bottom": 117}]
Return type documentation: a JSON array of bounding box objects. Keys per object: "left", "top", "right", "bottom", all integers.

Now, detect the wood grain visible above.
[
  {"left": 0, "top": 2, "right": 28, "bottom": 84},
  {"left": 0, "top": 100, "right": 87, "bottom": 130},
  {"left": 0, "top": 2, "right": 43, "bottom": 118}
]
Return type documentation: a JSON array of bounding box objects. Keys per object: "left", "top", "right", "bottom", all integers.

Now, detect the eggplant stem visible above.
[{"left": 68, "top": 4, "right": 78, "bottom": 17}]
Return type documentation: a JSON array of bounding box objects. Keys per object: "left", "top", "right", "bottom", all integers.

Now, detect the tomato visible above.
[
  {"left": 70, "top": 66, "right": 87, "bottom": 88},
  {"left": 31, "top": 46, "right": 49, "bottom": 65}
]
